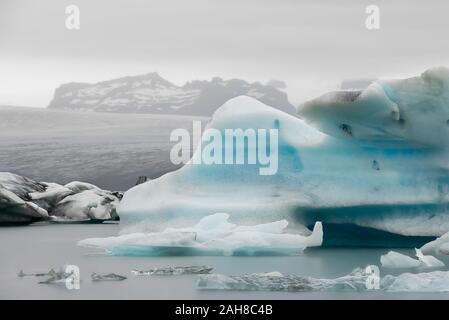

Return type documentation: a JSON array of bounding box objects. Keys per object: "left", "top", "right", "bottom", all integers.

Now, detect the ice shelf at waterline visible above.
[{"left": 117, "top": 67, "right": 449, "bottom": 239}]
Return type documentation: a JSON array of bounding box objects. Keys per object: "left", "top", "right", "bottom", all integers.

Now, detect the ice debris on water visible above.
[
  {"left": 197, "top": 268, "right": 373, "bottom": 292},
  {"left": 0, "top": 172, "right": 121, "bottom": 224},
  {"left": 38, "top": 267, "right": 77, "bottom": 285},
  {"left": 132, "top": 265, "right": 214, "bottom": 276},
  {"left": 91, "top": 272, "right": 127, "bottom": 281},
  {"left": 18, "top": 269, "right": 57, "bottom": 278}
]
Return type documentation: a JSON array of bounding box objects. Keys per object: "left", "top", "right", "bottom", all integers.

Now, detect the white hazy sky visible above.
[{"left": 1, "top": 0, "right": 449, "bottom": 107}]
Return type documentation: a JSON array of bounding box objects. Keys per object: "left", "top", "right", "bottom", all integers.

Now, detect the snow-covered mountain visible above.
[{"left": 48, "top": 73, "right": 296, "bottom": 116}]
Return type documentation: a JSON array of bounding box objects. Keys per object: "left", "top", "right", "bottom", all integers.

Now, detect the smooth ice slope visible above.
[{"left": 118, "top": 67, "right": 449, "bottom": 241}]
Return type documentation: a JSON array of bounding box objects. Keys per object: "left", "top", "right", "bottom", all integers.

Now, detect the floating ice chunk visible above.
[
  {"left": 421, "top": 231, "right": 449, "bottom": 255},
  {"left": 0, "top": 172, "right": 120, "bottom": 223},
  {"left": 198, "top": 268, "right": 449, "bottom": 293},
  {"left": 78, "top": 213, "right": 323, "bottom": 256},
  {"left": 91, "top": 272, "right": 127, "bottom": 281},
  {"left": 380, "top": 251, "right": 422, "bottom": 268},
  {"left": 131, "top": 266, "right": 213, "bottom": 276},
  {"left": 38, "top": 267, "right": 77, "bottom": 285},
  {"left": 381, "top": 271, "right": 449, "bottom": 292},
  {"left": 18, "top": 269, "right": 56, "bottom": 278},
  {"left": 415, "top": 248, "right": 445, "bottom": 268},
  {"left": 380, "top": 249, "right": 444, "bottom": 268},
  {"left": 197, "top": 268, "right": 371, "bottom": 292}
]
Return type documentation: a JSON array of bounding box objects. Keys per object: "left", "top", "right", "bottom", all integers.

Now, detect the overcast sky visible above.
[{"left": 1, "top": 0, "right": 449, "bottom": 107}]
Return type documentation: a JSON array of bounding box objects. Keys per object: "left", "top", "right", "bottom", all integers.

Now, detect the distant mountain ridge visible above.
[{"left": 48, "top": 73, "right": 296, "bottom": 116}]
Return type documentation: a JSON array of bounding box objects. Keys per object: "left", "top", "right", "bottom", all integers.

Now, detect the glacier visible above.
[
  {"left": 421, "top": 231, "right": 449, "bottom": 255},
  {"left": 114, "top": 67, "right": 449, "bottom": 247}
]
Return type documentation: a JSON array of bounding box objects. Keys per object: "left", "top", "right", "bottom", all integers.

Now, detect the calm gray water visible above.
[
  {"left": 0, "top": 106, "right": 206, "bottom": 190},
  {"left": 1, "top": 223, "right": 449, "bottom": 299}
]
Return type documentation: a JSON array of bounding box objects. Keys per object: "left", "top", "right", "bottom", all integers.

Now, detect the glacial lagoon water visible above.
[{"left": 1, "top": 223, "right": 449, "bottom": 299}]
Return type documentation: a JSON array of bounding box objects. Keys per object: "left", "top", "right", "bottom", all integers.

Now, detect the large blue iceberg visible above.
[{"left": 82, "top": 67, "right": 449, "bottom": 253}]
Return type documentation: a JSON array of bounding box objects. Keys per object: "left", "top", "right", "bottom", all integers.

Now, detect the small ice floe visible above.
[
  {"left": 38, "top": 267, "right": 78, "bottom": 285},
  {"left": 197, "top": 268, "right": 372, "bottom": 292},
  {"left": 91, "top": 272, "right": 127, "bottom": 281},
  {"left": 382, "top": 271, "right": 449, "bottom": 292},
  {"left": 380, "top": 249, "right": 445, "bottom": 269},
  {"left": 79, "top": 213, "right": 323, "bottom": 256},
  {"left": 18, "top": 269, "right": 57, "bottom": 278},
  {"left": 0, "top": 172, "right": 121, "bottom": 224},
  {"left": 380, "top": 251, "right": 422, "bottom": 268},
  {"left": 421, "top": 231, "right": 449, "bottom": 255},
  {"left": 415, "top": 248, "right": 445, "bottom": 268},
  {"left": 132, "top": 265, "right": 214, "bottom": 276}
]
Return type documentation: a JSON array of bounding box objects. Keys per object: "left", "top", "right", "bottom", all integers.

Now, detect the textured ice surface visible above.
[
  {"left": 91, "top": 272, "right": 127, "bottom": 281},
  {"left": 37, "top": 267, "right": 77, "bottom": 285},
  {"left": 118, "top": 68, "right": 449, "bottom": 239},
  {"left": 0, "top": 172, "right": 120, "bottom": 223},
  {"left": 415, "top": 248, "right": 445, "bottom": 267},
  {"left": 197, "top": 268, "right": 373, "bottom": 292},
  {"left": 51, "top": 189, "right": 120, "bottom": 221},
  {"left": 381, "top": 271, "right": 449, "bottom": 292},
  {"left": 78, "top": 213, "right": 322, "bottom": 256},
  {"left": 380, "top": 249, "right": 444, "bottom": 268},
  {"left": 132, "top": 266, "right": 213, "bottom": 276},
  {"left": 422, "top": 231, "right": 449, "bottom": 255},
  {"left": 380, "top": 251, "right": 422, "bottom": 268},
  {"left": 198, "top": 268, "right": 449, "bottom": 293},
  {"left": 18, "top": 269, "right": 57, "bottom": 278}
]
